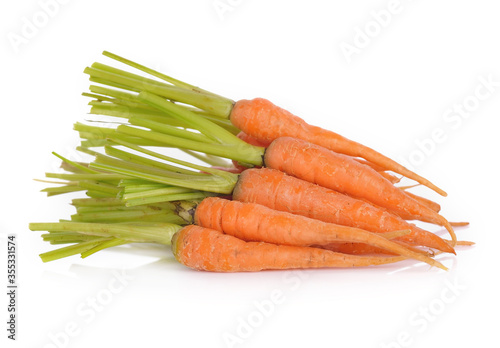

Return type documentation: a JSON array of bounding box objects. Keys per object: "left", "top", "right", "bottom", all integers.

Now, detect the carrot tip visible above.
[{"left": 450, "top": 221, "right": 470, "bottom": 227}]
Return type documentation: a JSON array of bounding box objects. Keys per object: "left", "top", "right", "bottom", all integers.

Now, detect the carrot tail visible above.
[
  {"left": 172, "top": 225, "right": 419, "bottom": 272},
  {"left": 348, "top": 143, "right": 447, "bottom": 196},
  {"left": 441, "top": 217, "right": 458, "bottom": 248},
  {"left": 445, "top": 239, "right": 475, "bottom": 247},
  {"left": 318, "top": 241, "right": 432, "bottom": 257},
  {"left": 353, "top": 158, "right": 387, "bottom": 172},
  {"left": 404, "top": 191, "right": 441, "bottom": 213},
  {"left": 450, "top": 221, "right": 469, "bottom": 227},
  {"left": 397, "top": 226, "right": 456, "bottom": 254}
]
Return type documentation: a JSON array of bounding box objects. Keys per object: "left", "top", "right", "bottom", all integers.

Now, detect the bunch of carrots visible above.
[{"left": 29, "top": 51, "right": 473, "bottom": 272}]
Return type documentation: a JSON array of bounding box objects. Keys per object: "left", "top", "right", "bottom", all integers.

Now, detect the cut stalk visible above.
[
  {"left": 85, "top": 67, "right": 232, "bottom": 117},
  {"left": 102, "top": 51, "right": 233, "bottom": 115}
]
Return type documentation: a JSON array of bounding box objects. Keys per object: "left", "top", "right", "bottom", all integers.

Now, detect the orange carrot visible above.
[
  {"left": 232, "top": 168, "right": 455, "bottom": 253},
  {"left": 171, "top": 225, "right": 410, "bottom": 272},
  {"left": 236, "top": 131, "right": 402, "bottom": 185},
  {"left": 230, "top": 98, "right": 447, "bottom": 196},
  {"left": 193, "top": 197, "right": 445, "bottom": 269},
  {"left": 263, "top": 137, "right": 456, "bottom": 245}
]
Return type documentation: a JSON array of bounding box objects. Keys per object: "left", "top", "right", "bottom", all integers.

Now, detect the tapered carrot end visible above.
[
  {"left": 438, "top": 241, "right": 456, "bottom": 255},
  {"left": 450, "top": 221, "right": 470, "bottom": 227},
  {"left": 439, "top": 216, "right": 457, "bottom": 249},
  {"left": 435, "top": 261, "right": 449, "bottom": 271},
  {"left": 445, "top": 239, "right": 475, "bottom": 247}
]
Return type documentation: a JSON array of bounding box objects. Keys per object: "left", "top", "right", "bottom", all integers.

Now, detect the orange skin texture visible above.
[
  {"left": 262, "top": 137, "right": 453, "bottom": 240},
  {"left": 230, "top": 98, "right": 446, "bottom": 197},
  {"left": 233, "top": 168, "right": 454, "bottom": 254},
  {"left": 171, "top": 225, "right": 405, "bottom": 272},
  {"left": 194, "top": 197, "right": 443, "bottom": 268}
]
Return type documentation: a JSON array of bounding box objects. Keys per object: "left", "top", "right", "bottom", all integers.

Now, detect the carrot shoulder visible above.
[
  {"left": 230, "top": 98, "right": 446, "bottom": 196},
  {"left": 171, "top": 225, "right": 407, "bottom": 272}
]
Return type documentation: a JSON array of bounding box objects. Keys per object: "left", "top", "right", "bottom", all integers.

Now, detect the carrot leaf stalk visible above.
[{"left": 29, "top": 222, "right": 183, "bottom": 262}]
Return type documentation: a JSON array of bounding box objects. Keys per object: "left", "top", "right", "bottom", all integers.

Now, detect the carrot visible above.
[
  {"left": 263, "top": 137, "right": 457, "bottom": 245},
  {"left": 193, "top": 197, "right": 445, "bottom": 269},
  {"left": 230, "top": 98, "right": 446, "bottom": 196},
  {"left": 171, "top": 225, "right": 409, "bottom": 272},
  {"left": 232, "top": 168, "right": 455, "bottom": 253},
  {"left": 237, "top": 131, "right": 402, "bottom": 185},
  {"left": 87, "top": 52, "right": 446, "bottom": 196}
]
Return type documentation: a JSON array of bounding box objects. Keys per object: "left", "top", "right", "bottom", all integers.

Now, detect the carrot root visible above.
[{"left": 172, "top": 225, "right": 414, "bottom": 272}]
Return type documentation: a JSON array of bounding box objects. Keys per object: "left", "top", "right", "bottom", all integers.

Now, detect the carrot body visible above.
[
  {"left": 171, "top": 225, "right": 406, "bottom": 272},
  {"left": 230, "top": 98, "right": 446, "bottom": 196},
  {"left": 233, "top": 168, "right": 454, "bottom": 253},
  {"left": 263, "top": 137, "right": 456, "bottom": 244}
]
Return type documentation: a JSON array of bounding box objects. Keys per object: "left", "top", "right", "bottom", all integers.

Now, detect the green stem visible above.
[
  {"left": 101, "top": 51, "right": 233, "bottom": 114},
  {"left": 81, "top": 238, "right": 129, "bottom": 258},
  {"left": 52, "top": 152, "right": 99, "bottom": 174},
  {"left": 137, "top": 91, "right": 237, "bottom": 144},
  {"left": 128, "top": 117, "right": 213, "bottom": 143},
  {"left": 39, "top": 239, "right": 110, "bottom": 262},
  {"left": 181, "top": 150, "right": 232, "bottom": 168},
  {"left": 45, "top": 173, "right": 130, "bottom": 181},
  {"left": 72, "top": 197, "right": 125, "bottom": 207},
  {"left": 124, "top": 192, "right": 211, "bottom": 207},
  {"left": 107, "top": 137, "right": 234, "bottom": 177},
  {"left": 42, "top": 186, "right": 85, "bottom": 196},
  {"left": 117, "top": 124, "right": 264, "bottom": 165},
  {"left": 70, "top": 210, "right": 185, "bottom": 224},
  {"left": 85, "top": 66, "right": 233, "bottom": 118},
  {"left": 30, "top": 222, "right": 182, "bottom": 245},
  {"left": 123, "top": 186, "right": 195, "bottom": 200},
  {"left": 90, "top": 155, "right": 237, "bottom": 194},
  {"left": 104, "top": 145, "right": 203, "bottom": 176},
  {"left": 77, "top": 181, "right": 122, "bottom": 196}
]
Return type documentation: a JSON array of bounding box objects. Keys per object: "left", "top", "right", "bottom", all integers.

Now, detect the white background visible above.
[{"left": 2, "top": 1, "right": 499, "bottom": 347}]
